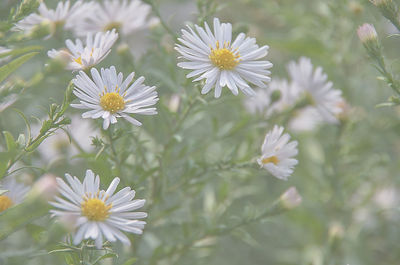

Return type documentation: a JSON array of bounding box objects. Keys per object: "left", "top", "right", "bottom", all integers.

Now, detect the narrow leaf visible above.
[{"left": 0, "top": 52, "right": 39, "bottom": 83}]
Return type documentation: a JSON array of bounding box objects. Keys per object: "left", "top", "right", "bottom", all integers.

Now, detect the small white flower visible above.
[
  {"left": 244, "top": 79, "right": 299, "bottom": 116},
  {"left": 72, "top": 0, "right": 158, "bottom": 37},
  {"left": 13, "top": 1, "right": 91, "bottom": 36},
  {"left": 0, "top": 177, "right": 30, "bottom": 212},
  {"left": 50, "top": 169, "right": 147, "bottom": 249},
  {"left": 257, "top": 125, "right": 298, "bottom": 180},
  {"left": 288, "top": 107, "right": 323, "bottom": 132},
  {"left": 287, "top": 57, "right": 343, "bottom": 124},
  {"left": 71, "top": 66, "right": 158, "bottom": 129},
  {"left": 48, "top": 29, "right": 118, "bottom": 71},
  {"left": 176, "top": 18, "right": 272, "bottom": 98}
]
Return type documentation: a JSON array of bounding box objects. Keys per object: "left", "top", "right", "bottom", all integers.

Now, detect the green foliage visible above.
[{"left": 0, "top": 0, "right": 399, "bottom": 265}]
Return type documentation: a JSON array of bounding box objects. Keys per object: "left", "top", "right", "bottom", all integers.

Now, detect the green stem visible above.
[{"left": 144, "top": 0, "right": 178, "bottom": 39}]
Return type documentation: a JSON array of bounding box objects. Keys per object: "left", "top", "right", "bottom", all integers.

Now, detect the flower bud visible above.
[
  {"left": 357, "top": 23, "right": 378, "bottom": 43},
  {"left": 279, "top": 187, "right": 302, "bottom": 210},
  {"left": 31, "top": 174, "right": 58, "bottom": 200},
  {"left": 329, "top": 221, "right": 344, "bottom": 240},
  {"left": 349, "top": 1, "right": 363, "bottom": 15},
  {"left": 168, "top": 94, "right": 180, "bottom": 113},
  {"left": 270, "top": 90, "right": 281, "bottom": 104},
  {"left": 29, "top": 21, "right": 53, "bottom": 39}
]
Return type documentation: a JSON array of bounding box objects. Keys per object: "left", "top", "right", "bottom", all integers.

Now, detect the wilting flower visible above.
[
  {"left": 72, "top": 0, "right": 158, "bottom": 37},
  {"left": 287, "top": 57, "right": 343, "bottom": 124},
  {"left": 176, "top": 18, "right": 272, "bottom": 98},
  {"left": 13, "top": 1, "right": 91, "bottom": 36},
  {"left": 48, "top": 29, "right": 118, "bottom": 71},
  {"left": 50, "top": 169, "right": 147, "bottom": 248},
  {"left": 357, "top": 23, "right": 378, "bottom": 43},
  {"left": 0, "top": 177, "right": 30, "bottom": 212},
  {"left": 257, "top": 125, "right": 298, "bottom": 180},
  {"left": 71, "top": 66, "right": 158, "bottom": 129}
]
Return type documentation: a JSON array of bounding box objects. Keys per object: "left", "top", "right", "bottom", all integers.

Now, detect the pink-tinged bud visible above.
[
  {"left": 357, "top": 23, "right": 378, "bottom": 43},
  {"left": 32, "top": 174, "right": 58, "bottom": 200},
  {"left": 168, "top": 94, "right": 181, "bottom": 113},
  {"left": 329, "top": 222, "right": 344, "bottom": 239},
  {"left": 280, "top": 187, "right": 302, "bottom": 209}
]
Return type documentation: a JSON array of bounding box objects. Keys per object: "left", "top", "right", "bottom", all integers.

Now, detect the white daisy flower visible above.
[
  {"left": 176, "top": 18, "right": 272, "bottom": 98},
  {"left": 244, "top": 79, "right": 299, "bottom": 116},
  {"left": 72, "top": 0, "right": 158, "bottom": 37},
  {"left": 288, "top": 107, "right": 324, "bottom": 132},
  {"left": 0, "top": 177, "right": 31, "bottom": 212},
  {"left": 48, "top": 29, "right": 118, "bottom": 71},
  {"left": 13, "top": 1, "right": 91, "bottom": 36},
  {"left": 71, "top": 66, "right": 158, "bottom": 129},
  {"left": 257, "top": 125, "right": 298, "bottom": 180},
  {"left": 50, "top": 169, "right": 147, "bottom": 249},
  {"left": 287, "top": 57, "right": 343, "bottom": 124}
]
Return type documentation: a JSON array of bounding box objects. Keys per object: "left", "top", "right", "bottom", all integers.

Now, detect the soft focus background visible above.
[{"left": 0, "top": 0, "right": 399, "bottom": 264}]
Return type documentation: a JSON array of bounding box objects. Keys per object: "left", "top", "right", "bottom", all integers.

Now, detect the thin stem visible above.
[{"left": 144, "top": 0, "right": 178, "bottom": 39}]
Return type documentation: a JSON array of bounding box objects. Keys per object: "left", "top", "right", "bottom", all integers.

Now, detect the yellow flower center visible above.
[
  {"left": 0, "top": 195, "right": 13, "bottom": 212},
  {"left": 81, "top": 197, "right": 112, "bottom": 221},
  {"left": 103, "top": 22, "right": 122, "bottom": 32},
  {"left": 209, "top": 41, "right": 240, "bottom": 70},
  {"left": 100, "top": 92, "right": 125, "bottom": 113},
  {"left": 74, "top": 56, "right": 82, "bottom": 65},
  {"left": 262, "top": 156, "right": 280, "bottom": 165}
]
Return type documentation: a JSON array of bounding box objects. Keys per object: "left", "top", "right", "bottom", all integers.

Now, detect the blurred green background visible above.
[{"left": 0, "top": 0, "right": 399, "bottom": 264}]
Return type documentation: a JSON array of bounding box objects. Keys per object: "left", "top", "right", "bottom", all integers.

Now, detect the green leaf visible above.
[
  {"left": 121, "top": 257, "right": 138, "bottom": 265},
  {"left": 12, "top": 0, "right": 40, "bottom": 22},
  {"left": 0, "top": 46, "right": 42, "bottom": 59},
  {"left": 48, "top": 248, "right": 75, "bottom": 255},
  {"left": 0, "top": 190, "right": 7, "bottom": 195},
  {"left": 375, "top": 102, "right": 397, "bottom": 108},
  {"left": 0, "top": 196, "right": 51, "bottom": 240},
  {"left": 2, "top": 131, "right": 17, "bottom": 152},
  {"left": 92, "top": 253, "right": 118, "bottom": 264},
  {"left": 12, "top": 108, "right": 31, "bottom": 147},
  {"left": 63, "top": 253, "right": 76, "bottom": 265},
  {"left": 0, "top": 52, "right": 39, "bottom": 83}
]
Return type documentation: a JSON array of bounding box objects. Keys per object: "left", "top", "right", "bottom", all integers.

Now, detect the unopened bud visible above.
[
  {"left": 168, "top": 94, "right": 180, "bottom": 113},
  {"left": 329, "top": 222, "right": 344, "bottom": 240},
  {"left": 270, "top": 90, "right": 281, "bottom": 104},
  {"left": 58, "top": 213, "right": 79, "bottom": 232},
  {"left": 31, "top": 174, "right": 58, "bottom": 200},
  {"left": 349, "top": 1, "right": 363, "bottom": 15},
  {"left": 117, "top": 42, "right": 130, "bottom": 56},
  {"left": 280, "top": 187, "right": 302, "bottom": 209},
  {"left": 29, "top": 21, "right": 52, "bottom": 39},
  {"left": 357, "top": 23, "right": 378, "bottom": 43}
]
